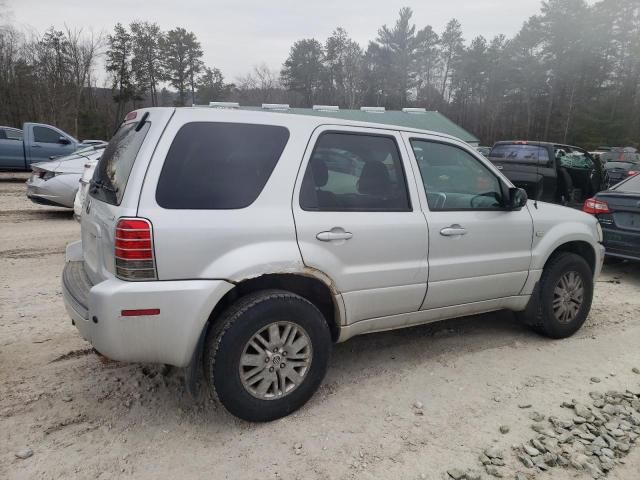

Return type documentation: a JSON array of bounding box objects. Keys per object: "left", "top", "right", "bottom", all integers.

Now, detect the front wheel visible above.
[
  {"left": 519, "top": 252, "right": 594, "bottom": 339},
  {"left": 203, "top": 290, "right": 332, "bottom": 422}
]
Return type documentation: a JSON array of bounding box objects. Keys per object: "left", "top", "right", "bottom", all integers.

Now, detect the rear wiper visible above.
[{"left": 90, "top": 179, "right": 118, "bottom": 194}]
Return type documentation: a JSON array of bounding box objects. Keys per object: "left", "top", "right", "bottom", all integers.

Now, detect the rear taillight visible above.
[
  {"left": 583, "top": 198, "right": 610, "bottom": 214},
  {"left": 115, "top": 218, "right": 157, "bottom": 281},
  {"left": 628, "top": 170, "right": 638, "bottom": 176}
]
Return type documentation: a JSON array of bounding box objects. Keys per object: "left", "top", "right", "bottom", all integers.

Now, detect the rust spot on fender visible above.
[{"left": 302, "top": 266, "right": 339, "bottom": 295}]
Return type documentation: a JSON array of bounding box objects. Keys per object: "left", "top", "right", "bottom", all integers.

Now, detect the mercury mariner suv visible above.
[{"left": 62, "top": 107, "right": 605, "bottom": 422}]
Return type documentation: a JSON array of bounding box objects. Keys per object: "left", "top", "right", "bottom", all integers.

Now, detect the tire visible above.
[
  {"left": 203, "top": 290, "right": 332, "bottom": 422},
  {"left": 519, "top": 252, "right": 593, "bottom": 339}
]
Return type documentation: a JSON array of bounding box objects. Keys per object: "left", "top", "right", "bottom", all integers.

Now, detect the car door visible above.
[
  {"left": 293, "top": 126, "right": 428, "bottom": 323},
  {"left": 0, "top": 128, "right": 25, "bottom": 169},
  {"left": 404, "top": 134, "right": 533, "bottom": 310},
  {"left": 27, "top": 125, "right": 75, "bottom": 164}
]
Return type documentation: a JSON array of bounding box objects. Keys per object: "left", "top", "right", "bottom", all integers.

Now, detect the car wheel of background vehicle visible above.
[
  {"left": 519, "top": 252, "right": 593, "bottom": 339},
  {"left": 203, "top": 290, "right": 331, "bottom": 422}
]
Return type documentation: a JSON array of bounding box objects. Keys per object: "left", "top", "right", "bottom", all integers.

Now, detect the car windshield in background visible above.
[
  {"left": 559, "top": 153, "right": 593, "bottom": 169},
  {"left": 489, "top": 144, "right": 550, "bottom": 163},
  {"left": 91, "top": 121, "right": 151, "bottom": 205}
]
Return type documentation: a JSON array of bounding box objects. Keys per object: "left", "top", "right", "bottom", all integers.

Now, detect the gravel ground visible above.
[{"left": 1, "top": 171, "right": 640, "bottom": 480}]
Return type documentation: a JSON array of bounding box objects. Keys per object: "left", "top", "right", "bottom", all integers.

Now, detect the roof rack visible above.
[
  {"left": 360, "top": 106, "right": 385, "bottom": 113},
  {"left": 262, "top": 103, "right": 290, "bottom": 111},
  {"left": 402, "top": 108, "right": 427, "bottom": 113},
  {"left": 312, "top": 105, "right": 340, "bottom": 112},
  {"left": 209, "top": 102, "right": 239, "bottom": 109}
]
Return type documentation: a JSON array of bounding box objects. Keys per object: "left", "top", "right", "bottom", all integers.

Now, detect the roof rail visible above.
[
  {"left": 262, "top": 103, "right": 290, "bottom": 110},
  {"left": 209, "top": 102, "right": 239, "bottom": 109},
  {"left": 402, "top": 107, "right": 427, "bottom": 113},
  {"left": 360, "top": 106, "right": 385, "bottom": 113},
  {"left": 313, "top": 105, "right": 340, "bottom": 112}
]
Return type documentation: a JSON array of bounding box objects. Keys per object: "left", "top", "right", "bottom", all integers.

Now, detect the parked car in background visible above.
[
  {"left": 475, "top": 146, "right": 491, "bottom": 157},
  {"left": 599, "top": 147, "right": 637, "bottom": 164},
  {"left": 0, "top": 123, "right": 102, "bottom": 171},
  {"left": 62, "top": 107, "right": 603, "bottom": 422},
  {"left": 26, "top": 145, "right": 105, "bottom": 208},
  {"left": 488, "top": 141, "right": 606, "bottom": 208},
  {"left": 73, "top": 158, "right": 98, "bottom": 219},
  {"left": 584, "top": 173, "right": 640, "bottom": 262},
  {"left": 603, "top": 155, "right": 640, "bottom": 187}
]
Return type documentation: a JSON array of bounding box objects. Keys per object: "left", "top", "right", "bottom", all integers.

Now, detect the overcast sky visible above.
[{"left": 9, "top": 0, "right": 550, "bottom": 83}]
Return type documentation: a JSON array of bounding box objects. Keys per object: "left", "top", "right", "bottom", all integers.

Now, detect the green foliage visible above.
[
  {"left": 159, "top": 27, "right": 203, "bottom": 106},
  {"left": 280, "top": 39, "right": 325, "bottom": 106}
]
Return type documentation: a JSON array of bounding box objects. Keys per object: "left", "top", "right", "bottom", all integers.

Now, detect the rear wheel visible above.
[
  {"left": 203, "top": 290, "right": 331, "bottom": 422},
  {"left": 519, "top": 252, "right": 593, "bottom": 338}
]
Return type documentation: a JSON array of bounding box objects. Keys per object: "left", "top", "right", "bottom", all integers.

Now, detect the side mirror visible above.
[
  {"left": 58, "top": 136, "right": 71, "bottom": 145},
  {"left": 508, "top": 187, "right": 528, "bottom": 210}
]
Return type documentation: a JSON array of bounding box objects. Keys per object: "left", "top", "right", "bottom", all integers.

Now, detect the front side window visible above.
[
  {"left": 411, "top": 140, "right": 504, "bottom": 211},
  {"left": 300, "top": 132, "right": 411, "bottom": 212},
  {"left": 33, "top": 126, "right": 62, "bottom": 143}
]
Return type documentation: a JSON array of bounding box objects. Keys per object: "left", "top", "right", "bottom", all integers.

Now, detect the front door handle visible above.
[
  {"left": 316, "top": 230, "right": 353, "bottom": 242},
  {"left": 440, "top": 224, "right": 467, "bottom": 236}
]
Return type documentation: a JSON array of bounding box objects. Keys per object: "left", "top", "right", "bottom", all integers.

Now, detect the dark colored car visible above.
[
  {"left": 584, "top": 173, "right": 640, "bottom": 261},
  {"left": 488, "top": 141, "right": 606, "bottom": 208},
  {"left": 601, "top": 149, "right": 640, "bottom": 187}
]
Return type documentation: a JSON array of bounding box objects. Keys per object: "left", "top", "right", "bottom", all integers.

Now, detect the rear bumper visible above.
[
  {"left": 602, "top": 227, "right": 640, "bottom": 261},
  {"left": 26, "top": 176, "right": 76, "bottom": 208},
  {"left": 62, "top": 258, "right": 234, "bottom": 367}
]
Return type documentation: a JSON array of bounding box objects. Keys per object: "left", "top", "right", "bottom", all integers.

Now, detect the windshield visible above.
[
  {"left": 91, "top": 121, "right": 150, "bottom": 205},
  {"left": 489, "top": 144, "right": 550, "bottom": 163}
]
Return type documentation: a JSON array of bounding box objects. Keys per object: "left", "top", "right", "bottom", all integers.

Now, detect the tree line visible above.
[{"left": 1, "top": 0, "right": 638, "bottom": 147}]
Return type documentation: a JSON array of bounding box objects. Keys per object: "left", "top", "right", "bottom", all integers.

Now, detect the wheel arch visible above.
[
  {"left": 543, "top": 240, "right": 596, "bottom": 274},
  {"left": 204, "top": 272, "right": 343, "bottom": 343}
]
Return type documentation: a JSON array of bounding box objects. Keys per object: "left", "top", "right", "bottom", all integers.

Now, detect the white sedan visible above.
[{"left": 26, "top": 146, "right": 104, "bottom": 209}]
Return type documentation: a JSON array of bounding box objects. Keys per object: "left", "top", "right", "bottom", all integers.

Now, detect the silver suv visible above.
[{"left": 62, "top": 107, "right": 605, "bottom": 421}]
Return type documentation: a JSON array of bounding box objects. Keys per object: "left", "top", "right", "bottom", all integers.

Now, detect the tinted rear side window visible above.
[
  {"left": 91, "top": 122, "right": 151, "bottom": 205},
  {"left": 156, "top": 122, "right": 289, "bottom": 209}
]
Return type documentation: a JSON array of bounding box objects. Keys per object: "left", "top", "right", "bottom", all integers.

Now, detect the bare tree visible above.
[{"left": 65, "top": 26, "right": 103, "bottom": 137}]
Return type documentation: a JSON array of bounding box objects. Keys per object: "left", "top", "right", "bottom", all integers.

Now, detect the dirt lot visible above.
[{"left": 1, "top": 171, "right": 640, "bottom": 480}]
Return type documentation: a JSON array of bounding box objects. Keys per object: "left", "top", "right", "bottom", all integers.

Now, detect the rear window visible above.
[
  {"left": 601, "top": 152, "right": 640, "bottom": 163},
  {"left": 490, "top": 144, "right": 550, "bottom": 163},
  {"left": 91, "top": 121, "right": 151, "bottom": 205},
  {"left": 605, "top": 161, "right": 638, "bottom": 170},
  {"left": 156, "top": 122, "right": 289, "bottom": 209}
]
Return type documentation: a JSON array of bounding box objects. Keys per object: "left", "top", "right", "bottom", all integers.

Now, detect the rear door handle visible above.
[
  {"left": 440, "top": 224, "right": 467, "bottom": 236},
  {"left": 316, "top": 230, "right": 353, "bottom": 242}
]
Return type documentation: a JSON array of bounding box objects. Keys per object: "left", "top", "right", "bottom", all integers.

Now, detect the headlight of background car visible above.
[
  {"left": 596, "top": 222, "right": 603, "bottom": 243},
  {"left": 41, "top": 171, "right": 57, "bottom": 181}
]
